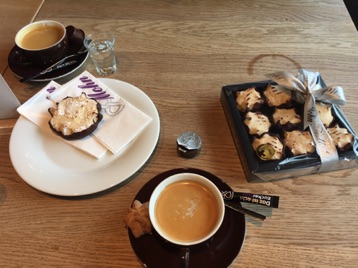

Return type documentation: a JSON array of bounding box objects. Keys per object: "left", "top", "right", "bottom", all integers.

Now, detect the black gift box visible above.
[{"left": 221, "top": 80, "right": 358, "bottom": 182}]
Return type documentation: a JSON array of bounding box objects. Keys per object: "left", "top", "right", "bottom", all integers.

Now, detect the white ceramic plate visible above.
[{"left": 9, "top": 78, "right": 160, "bottom": 196}]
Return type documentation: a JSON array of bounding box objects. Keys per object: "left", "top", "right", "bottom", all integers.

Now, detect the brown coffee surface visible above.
[
  {"left": 21, "top": 25, "right": 63, "bottom": 49},
  {"left": 155, "top": 180, "right": 219, "bottom": 243}
]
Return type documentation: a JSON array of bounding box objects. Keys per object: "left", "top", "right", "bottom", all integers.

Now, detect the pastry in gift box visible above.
[
  {"left": 272, "top": 107, "right": 302, "bottom": 131},
  {"left": 284, "top": 130, "right": 316, "bottom": 156},
  {"left": 327, "top": 124, "right": 354, "bottom": 152},
  {"left": 244, "top": 111, "right": 271, "bottom": 136},
  {"left": 48, "top": 92, "right": 103, "bottom": 140},
  {"left": 316, "top": 102, "right": 334, "bottom": 127},
  {"left": 252, "top": 133, "right": 284, "bottom": 161},
  {"left": 236, "top": 87, "right": 264, "bottom": 112},
  {"left": 263, "top": 84, "right": 292, "bottom": 108}
]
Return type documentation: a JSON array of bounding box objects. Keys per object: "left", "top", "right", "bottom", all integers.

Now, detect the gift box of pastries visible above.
[{"left": 221, "top": 69, "right": 358, "bottom": 182}]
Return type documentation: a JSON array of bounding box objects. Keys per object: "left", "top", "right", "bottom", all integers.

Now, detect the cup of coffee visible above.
[
  {"left": 15, "top": 20, "right": 68, "bottom": 67},
  {"left": 149, "top": 173, "right": 225, "bottom": 267}
]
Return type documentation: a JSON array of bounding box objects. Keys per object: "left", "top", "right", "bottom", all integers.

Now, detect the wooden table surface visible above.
[{"left": 1, "top": 0, "right": 358, "bottom": 267}]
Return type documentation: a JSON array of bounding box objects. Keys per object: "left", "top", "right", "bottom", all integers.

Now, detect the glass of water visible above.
[{"left": 84, "top": 32, "right": 117, "bottom": 76}]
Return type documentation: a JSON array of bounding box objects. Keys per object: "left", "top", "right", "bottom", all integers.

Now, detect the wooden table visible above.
[{"left": 1, "top": 0, "right": 358, "bottom": 267}]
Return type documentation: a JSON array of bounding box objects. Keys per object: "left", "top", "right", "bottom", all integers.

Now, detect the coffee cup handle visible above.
[
  {"left": 65, "top": 25, "right": 85, "bottom": 50},
  {"left": 179, "top": 247, "right": 190, "bottom": 268}
]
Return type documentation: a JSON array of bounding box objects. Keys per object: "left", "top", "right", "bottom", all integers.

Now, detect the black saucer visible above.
[
  {"left": 8, "top": 41, "right": 88, "bottom": 82},
  {"left": 128, "top": 168, "right": 246, "bottom": 268}
]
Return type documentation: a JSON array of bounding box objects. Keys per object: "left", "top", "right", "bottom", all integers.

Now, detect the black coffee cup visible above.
[{"left": 14, "top": 20, "right": 69, "bottom": 68}]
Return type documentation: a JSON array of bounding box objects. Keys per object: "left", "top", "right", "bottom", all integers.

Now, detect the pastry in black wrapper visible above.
[
  {"left": 284, "top": 130, "right": 316, "bottom": 156},
  {"left": 235, "top": 87, "right": 264, "bottom": 112},
  {"left": 252, "top": 133, "right": 284, "bottom": 161},
  {"left": 244, "top": 111, "right": 271, "bottom": 136},
  {"left": 263, "top": 84, "right": 292, "bottom": 108},
  {"left": 48, "top": 93, "right": 103, "bottom": 140},
  {"left": 272, "top": 107, "right": 302, "bottom": 131},
  {"left": 327, "top": 124, "right": 354, "bottom": 152}
]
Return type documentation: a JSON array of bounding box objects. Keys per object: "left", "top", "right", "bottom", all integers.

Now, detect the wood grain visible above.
[{"left": 1, "top": 0, "right": 358, "bottom": 267}]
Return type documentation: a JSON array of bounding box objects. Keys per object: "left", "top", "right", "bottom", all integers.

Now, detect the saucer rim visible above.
[{"left": 8, "top": 41, "right": 88, "bottom": 82}]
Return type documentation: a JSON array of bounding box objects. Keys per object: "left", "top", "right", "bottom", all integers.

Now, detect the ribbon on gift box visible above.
[{"left": 266, "top": 68, "right": 346, "bottom": 171}]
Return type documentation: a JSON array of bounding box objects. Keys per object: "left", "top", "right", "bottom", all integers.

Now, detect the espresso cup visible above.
[
  {"left": 149, "top": 173, "right": 225, "bottom": 246},
  {"left": 15, "top": 20, "right": 68, "bottom": 67},
  {"left": 149, "top": 173, "right": 225, "bottom": 267}
]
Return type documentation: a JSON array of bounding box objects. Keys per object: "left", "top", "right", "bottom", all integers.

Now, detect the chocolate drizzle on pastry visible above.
[
  {"left": 327, "top": 124, "right": 354, "bottom": 152},
  {"left": 284, "top": 130, "right": 316, "bottom": 156},
  {"left": 272, "top": 108, "right": 302, "bottom": 131},
  {"left": 244, "top": 111, "right": 271, "bottom": 136},
  {"left": 236, "top": 87, "right": 264, "bottom": 112},
  {"left": 263, "top": 84, "right": 292, "bottom": 108}
]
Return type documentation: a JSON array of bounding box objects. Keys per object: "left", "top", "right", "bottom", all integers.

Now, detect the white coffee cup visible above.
[{"left": 149, "top": 173, "right": 225, "bottom": 246}]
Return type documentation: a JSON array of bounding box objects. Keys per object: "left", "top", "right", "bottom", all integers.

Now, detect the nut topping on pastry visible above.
[{"left": 48, "top": 93, "right": 103, "bottom": 140}]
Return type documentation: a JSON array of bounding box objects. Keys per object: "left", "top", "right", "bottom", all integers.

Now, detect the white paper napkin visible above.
[
  {"left": 0, "top": 75, "right": 21, "bottom": 119},
  {"left": 18, "top": 71, "right": 152, "bottom": 159}
]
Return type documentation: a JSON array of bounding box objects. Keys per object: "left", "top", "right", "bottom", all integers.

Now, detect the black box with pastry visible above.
[{"left": 220, "top": 69, "right": 358, "bottom": 182}]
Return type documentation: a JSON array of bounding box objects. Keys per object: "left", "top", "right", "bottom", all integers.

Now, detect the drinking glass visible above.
[{"left": 84, "top": 32, "right": 117, "bottom": 76}]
